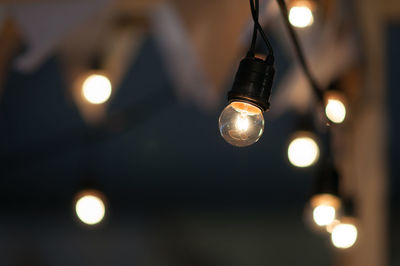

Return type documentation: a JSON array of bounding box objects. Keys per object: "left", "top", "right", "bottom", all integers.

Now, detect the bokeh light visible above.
[
  {"left": 75, "top": 190, "right": 106, "bottom": 225},
  {"left": 325, "top": 91, "right": 347, "bottom": 123},
  {"left": 287, "top": 132, "right": 319, "bottom": 167},
  {"left": 331, "top": 222, "right": 358, "bottom": 248},
  {"left": 288, "top": 1, "right": 314, "bottom": 28},
  {"left": 82, "top": 73, "right": 112, "bottom": 104},
  {"left": 310, "top": 194, "right": 341, "bottom": 227},
  {"left": 313, "top": 205, "right": 336, "bottom": 226}
]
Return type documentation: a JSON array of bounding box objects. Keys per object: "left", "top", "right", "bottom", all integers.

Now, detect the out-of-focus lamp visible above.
[
  {"left": 309, "top": 160, "right": 341, "bottom": 227},
  {"left": 288, "top": 0, "right": 315, "bottom": 28},
  {"left": 82, "top": 73, "right": 112, "bottom": 104},
  {"left": 288, "top": 131, "right": 320, "bottom": 167},
  {"left": 324, "top": 87, "right": 347, "bottom": 124},
  {"left": 74, "top": 189, "right": 106, "bottom": 225},
  {"left": 287, "top": 115, "right": 320, "bottom": 168},
  {"left": 331, "top": 199, "right": 358, "bottom": 249}
]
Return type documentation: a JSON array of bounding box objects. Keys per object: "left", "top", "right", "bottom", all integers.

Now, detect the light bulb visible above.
[
  {"left": 310, "top": 194, "right": 341, "bottom": 227},
  {"left": 287, "top": 132, "right": 319, "bottom": 167},
  {"left": 82, "top": 73, "right": 112, "bottom": 104},
  {"left": 313, "top": 205, "right": 336, "bottom": 226},
  {"left": 219, "top": 101, "right": 264, "bottom": 147},
  {"left": 324, "top": 91, "right": 347, "bottom": 123},
  {"left": 331, "top": 220, "right": 358, "bottom": 248},
  {"left": 288, "top": 1, "right": 314, "bottom": 28},
  {"left": 75, "top": 190, "right": 106, "bottom": 225}
]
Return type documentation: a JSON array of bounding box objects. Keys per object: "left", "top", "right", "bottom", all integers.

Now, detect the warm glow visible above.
[
  {"left": 313, "top": 205, "right": 336, "bottom": 226},
  {"left": 326, "top": 219, "right": 340, "bottom": 233},
  {"left": 235, "top": 116, "right": 249, "bottom": 131},
  {"left": 231, "top": 101, "right": 262, "bottom": 115},
  {"left": 75, "top": 191, "right": 105, "bottom": 225},
  {"left": 288, "top": 2, "right": 314, "bottom": 28},
  {"left": 287, "top": 132, "right": 319, "bottom": 167},
  {"left": 82, "top": 74, "right": 112, "bottom": 104},
  {"left": 331, "top": 222, "right": 358, "bottom": 248},
  {"left": 219, "top": 101, "right": 264, "bottom": 147},
  {"left": 310, "top": 194, "right": 341, "bottom": 226},
  {"left": 325, "top": 92, "right": 347, "bottom": 123}
]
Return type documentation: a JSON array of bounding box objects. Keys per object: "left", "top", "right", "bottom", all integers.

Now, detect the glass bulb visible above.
[
  {"left": 75, "top": 190, "right": 106, "bottom": 225},
  {"left": 219, "top": 101, "right": 264, "bottom": 147},
  {"left": 287, "top": 132, "right": 319, "bottom": 167},
  {"left": 313, "top": 205, "right": 336, "bottom": 226},
  {"left": 288, "top": 1, "right": 314, "bottom": 28},
  {"left": 324, "top": 91, "right": 347, "bottom": 123},
  {"left": 82, "top": 73, "right": 112, "bottom": 104},
  {"left": 331, "top": 220, "right": 358, "bottom": 248},
  {"left": 310, "top": 194, "right": 341, "bottom": 226}
]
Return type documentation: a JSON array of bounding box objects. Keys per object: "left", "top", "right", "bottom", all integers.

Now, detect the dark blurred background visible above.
[{"left": 0, "top": 1, "right": 397, "bottom": 266}]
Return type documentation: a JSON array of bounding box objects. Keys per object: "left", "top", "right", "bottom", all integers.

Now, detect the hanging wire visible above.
[
  {"left": 248, "top": 0, "right": 259, "bottom": 56},
  {"left": 247, "top": 0, "right": 274, "bottom": 60},
  {"left": 276, "top": 0, "right": 323, "bottom": 101}
]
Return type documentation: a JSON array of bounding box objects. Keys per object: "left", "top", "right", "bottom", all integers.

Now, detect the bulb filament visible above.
[{"left": 236, "top": 115, "right": 249, "bottom": 132}]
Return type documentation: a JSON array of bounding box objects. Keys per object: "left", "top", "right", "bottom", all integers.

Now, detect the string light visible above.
[
  {"left": 219, "top": 0, "right": 275, "bottom": 147},
  {"left": 218, "top": 56, "right": 274, "bottom": 147},
  {"left": 215, "top": 0, "right": 360, "bottom": 254},
  {"left": 74, "top": 190, "right": 106, "bottom": 225},
  {"left": 288, "top": 0, "right": 315, "bottom": 28},
  {"left": 308, "top": 159, "right": 342, "bottom": 229},
  {"left": 324, "top": 90, "right": 347, "bottom": 124},
  {"left": 82, "top": 73, "right": 112, "bottom": 104},
  {"left": 330, "top": 199, "right": 358, "bottom": 248},
  {"left": 331, "top": 218, "right": 358, "bottom": 248},
  {"left": 310, "top": 194, "right": 341, "bottom": 227},
  {"left": 287, "top": 131, "right": 319, "bottom": 167}
]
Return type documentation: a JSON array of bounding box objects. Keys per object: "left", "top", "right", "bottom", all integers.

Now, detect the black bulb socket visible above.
[
  {"left": 342, "top": 198, "right": 356, "bottom": 217},
  {"left": 227, "top": 56, "right": 275, "bottom": 112},
  {"left": 311, "top": 160, "right": 340, "bottom": 197}
]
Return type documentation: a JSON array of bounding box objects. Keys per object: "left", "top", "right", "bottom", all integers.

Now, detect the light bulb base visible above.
[
  {"left": 311, "top": 159, "right": 340, "bottom": 197},
  {"left": 341, "top": 198, "right": 356, "bottom": 217},
  {"left": 227, "top": 56, "right": 275, "bottom": 111}
]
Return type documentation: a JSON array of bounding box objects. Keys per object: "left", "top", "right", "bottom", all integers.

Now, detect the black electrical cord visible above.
[
  {"left": 247, "top": 0, "right": 274, "bottom": 62},
  {"left": 276, "top": 0, "right": 323, "bottom": 101},
  {"left": 248, "top": 0, "right": 258, "bottom": 56}
]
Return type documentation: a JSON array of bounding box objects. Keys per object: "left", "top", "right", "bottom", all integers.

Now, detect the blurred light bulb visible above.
[
  {"left": 288, "top": 1, "right": 314, "bottom": 28},
  {"left": 75, "top": 190, "right": 106, "bottom": 225},
  {"left": 331, "top": 221, "right": 358, "bottom": 248},
  {"left": 324, "top": 91, "right": 347, "bottom": 123},
  {"left": 219, "top": 101, "right": 264, "bottom": 147},
  {"left": 313, "top": 205, "right": 336, "bottom": 226},
  {"left": 82, "top": 74, "right": 112, "bottom": 104},
  {"left": 287, "top": 132, "right": 319, "bottom": 167},
  {"left": 310, "top": 194, "right": 341, "bottom": 227}
]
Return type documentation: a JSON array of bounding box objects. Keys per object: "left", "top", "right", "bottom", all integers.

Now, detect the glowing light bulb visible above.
[
  {"left": 310, "top": 194, "right": 341, "bottom": 227},
  {"left": 236, "top": 116, "right": 249, "bottom": 131},
  {"left": 313, "top": 205, "right": 336, "bottom": 226},
  {"left": 82, "top": 73, "right": 112, "bottom": 104},
  {"left": 219, "top": 101, "right": 264, "bottom": 147},
  {"left": 75, "top": 190, "right": 106, "bottom": 225},
  {"left": 324, "top": 91, "right": 347, "bottom": 123},
  {"left": 288, "top": 1, "right": 314, "bottom": 28},
  {"left": 287, "top": 132, "right": 319, "bottom": 167},
  {"left": 331, "top": 221, "right": 358, "bottom": 248}
]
